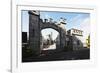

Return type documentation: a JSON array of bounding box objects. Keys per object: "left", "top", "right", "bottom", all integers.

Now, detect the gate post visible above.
[{"left": 28, "top": 11, "right": 41, "bottom": 56}]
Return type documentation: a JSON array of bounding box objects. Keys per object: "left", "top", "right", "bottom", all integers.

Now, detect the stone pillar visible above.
[
  {"left": 28, "top": 11, "right": 40, "bottom": 56},
  {"left": 60, "top": 31, "right": 66, "bottom": 50},
  {"left": 56, "top": 29, "right": 66, "bottom": 51}
]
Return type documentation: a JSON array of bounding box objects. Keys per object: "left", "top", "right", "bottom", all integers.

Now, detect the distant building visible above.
[
  {"left": 22, "top": 32, "right": 27, "bottom": 43},
  {"left": 56, "top": 28, "right": 84, "bottom": 50},
  {"left": 67, "top": 28, "right": 83, "bottom": 50},
  {"left": 67, "top": 28, "right": 83, "bottom": 36}
]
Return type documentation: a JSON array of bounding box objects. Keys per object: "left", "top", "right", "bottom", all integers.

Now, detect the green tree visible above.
[{"left": 86, "top": 35, "right": 90, "bottom": 48}]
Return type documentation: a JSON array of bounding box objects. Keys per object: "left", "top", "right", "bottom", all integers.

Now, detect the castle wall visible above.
[{"left": 29, "top": 11, "right": 41, "bottom": 55}]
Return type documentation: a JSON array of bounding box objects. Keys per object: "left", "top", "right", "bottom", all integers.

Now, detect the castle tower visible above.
[{"left": 28, "top": 10, "right": 41, "bottom": 56}]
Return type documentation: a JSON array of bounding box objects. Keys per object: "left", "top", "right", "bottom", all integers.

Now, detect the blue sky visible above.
[
  {"left": 22, "top": 10, "right": 90, "bottom": 40},
  {"left": 21, "top": 11, "right": 29, "bottom": 32},
  {"left": 40, "top": 11, "right": 90, "bottom": 29}
]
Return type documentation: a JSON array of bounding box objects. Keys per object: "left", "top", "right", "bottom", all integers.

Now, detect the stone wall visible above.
[{"left": 29, "top": 11, "right": 41, "bottom": 55}]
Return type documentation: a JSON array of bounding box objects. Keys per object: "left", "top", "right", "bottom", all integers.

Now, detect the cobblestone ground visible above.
[
  {"left": 43, "top": 43, "right": 56, "bottom": 50},
  {"left": 22, "top": 48, "right": 90, "bottom": 62}
]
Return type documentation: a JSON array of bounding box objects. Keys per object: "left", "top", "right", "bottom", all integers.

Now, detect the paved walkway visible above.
[
  {"left": 22, "top": 48, "right": 90, "bottom": 62},
  {"left": 43, "top": 43, "right": 56, "bottom": 50}
]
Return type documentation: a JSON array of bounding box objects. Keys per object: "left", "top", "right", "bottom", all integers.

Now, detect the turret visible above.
[{"left": 58, "top": 17, "right": 67, "bottom": 31}]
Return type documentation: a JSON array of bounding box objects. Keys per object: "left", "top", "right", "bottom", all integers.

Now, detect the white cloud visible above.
[
  {"left": 75, "top": 18, "right": 90, "bottom": 43},
  {"left": 68, "top": 14, "right": 85, "bottom": 29},
  {"left": 80, "top": 18, "right": 90, "bottom": 42}
]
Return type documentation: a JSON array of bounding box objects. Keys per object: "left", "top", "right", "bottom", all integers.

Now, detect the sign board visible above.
[{"left": 71, "top": 28, "right": 83, "bottom": 36}]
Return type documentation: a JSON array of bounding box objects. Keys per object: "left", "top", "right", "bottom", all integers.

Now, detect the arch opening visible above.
[{"left": 40, "top": 28, "right": 60, "bottom": 51}]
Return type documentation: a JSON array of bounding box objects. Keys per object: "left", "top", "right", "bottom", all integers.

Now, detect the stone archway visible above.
[
  {"left": 40, "top": 21, "right": 67, "bottom": 51},
  {"left": 28, "top": 11, "right": 66, "bottom": 55}
]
